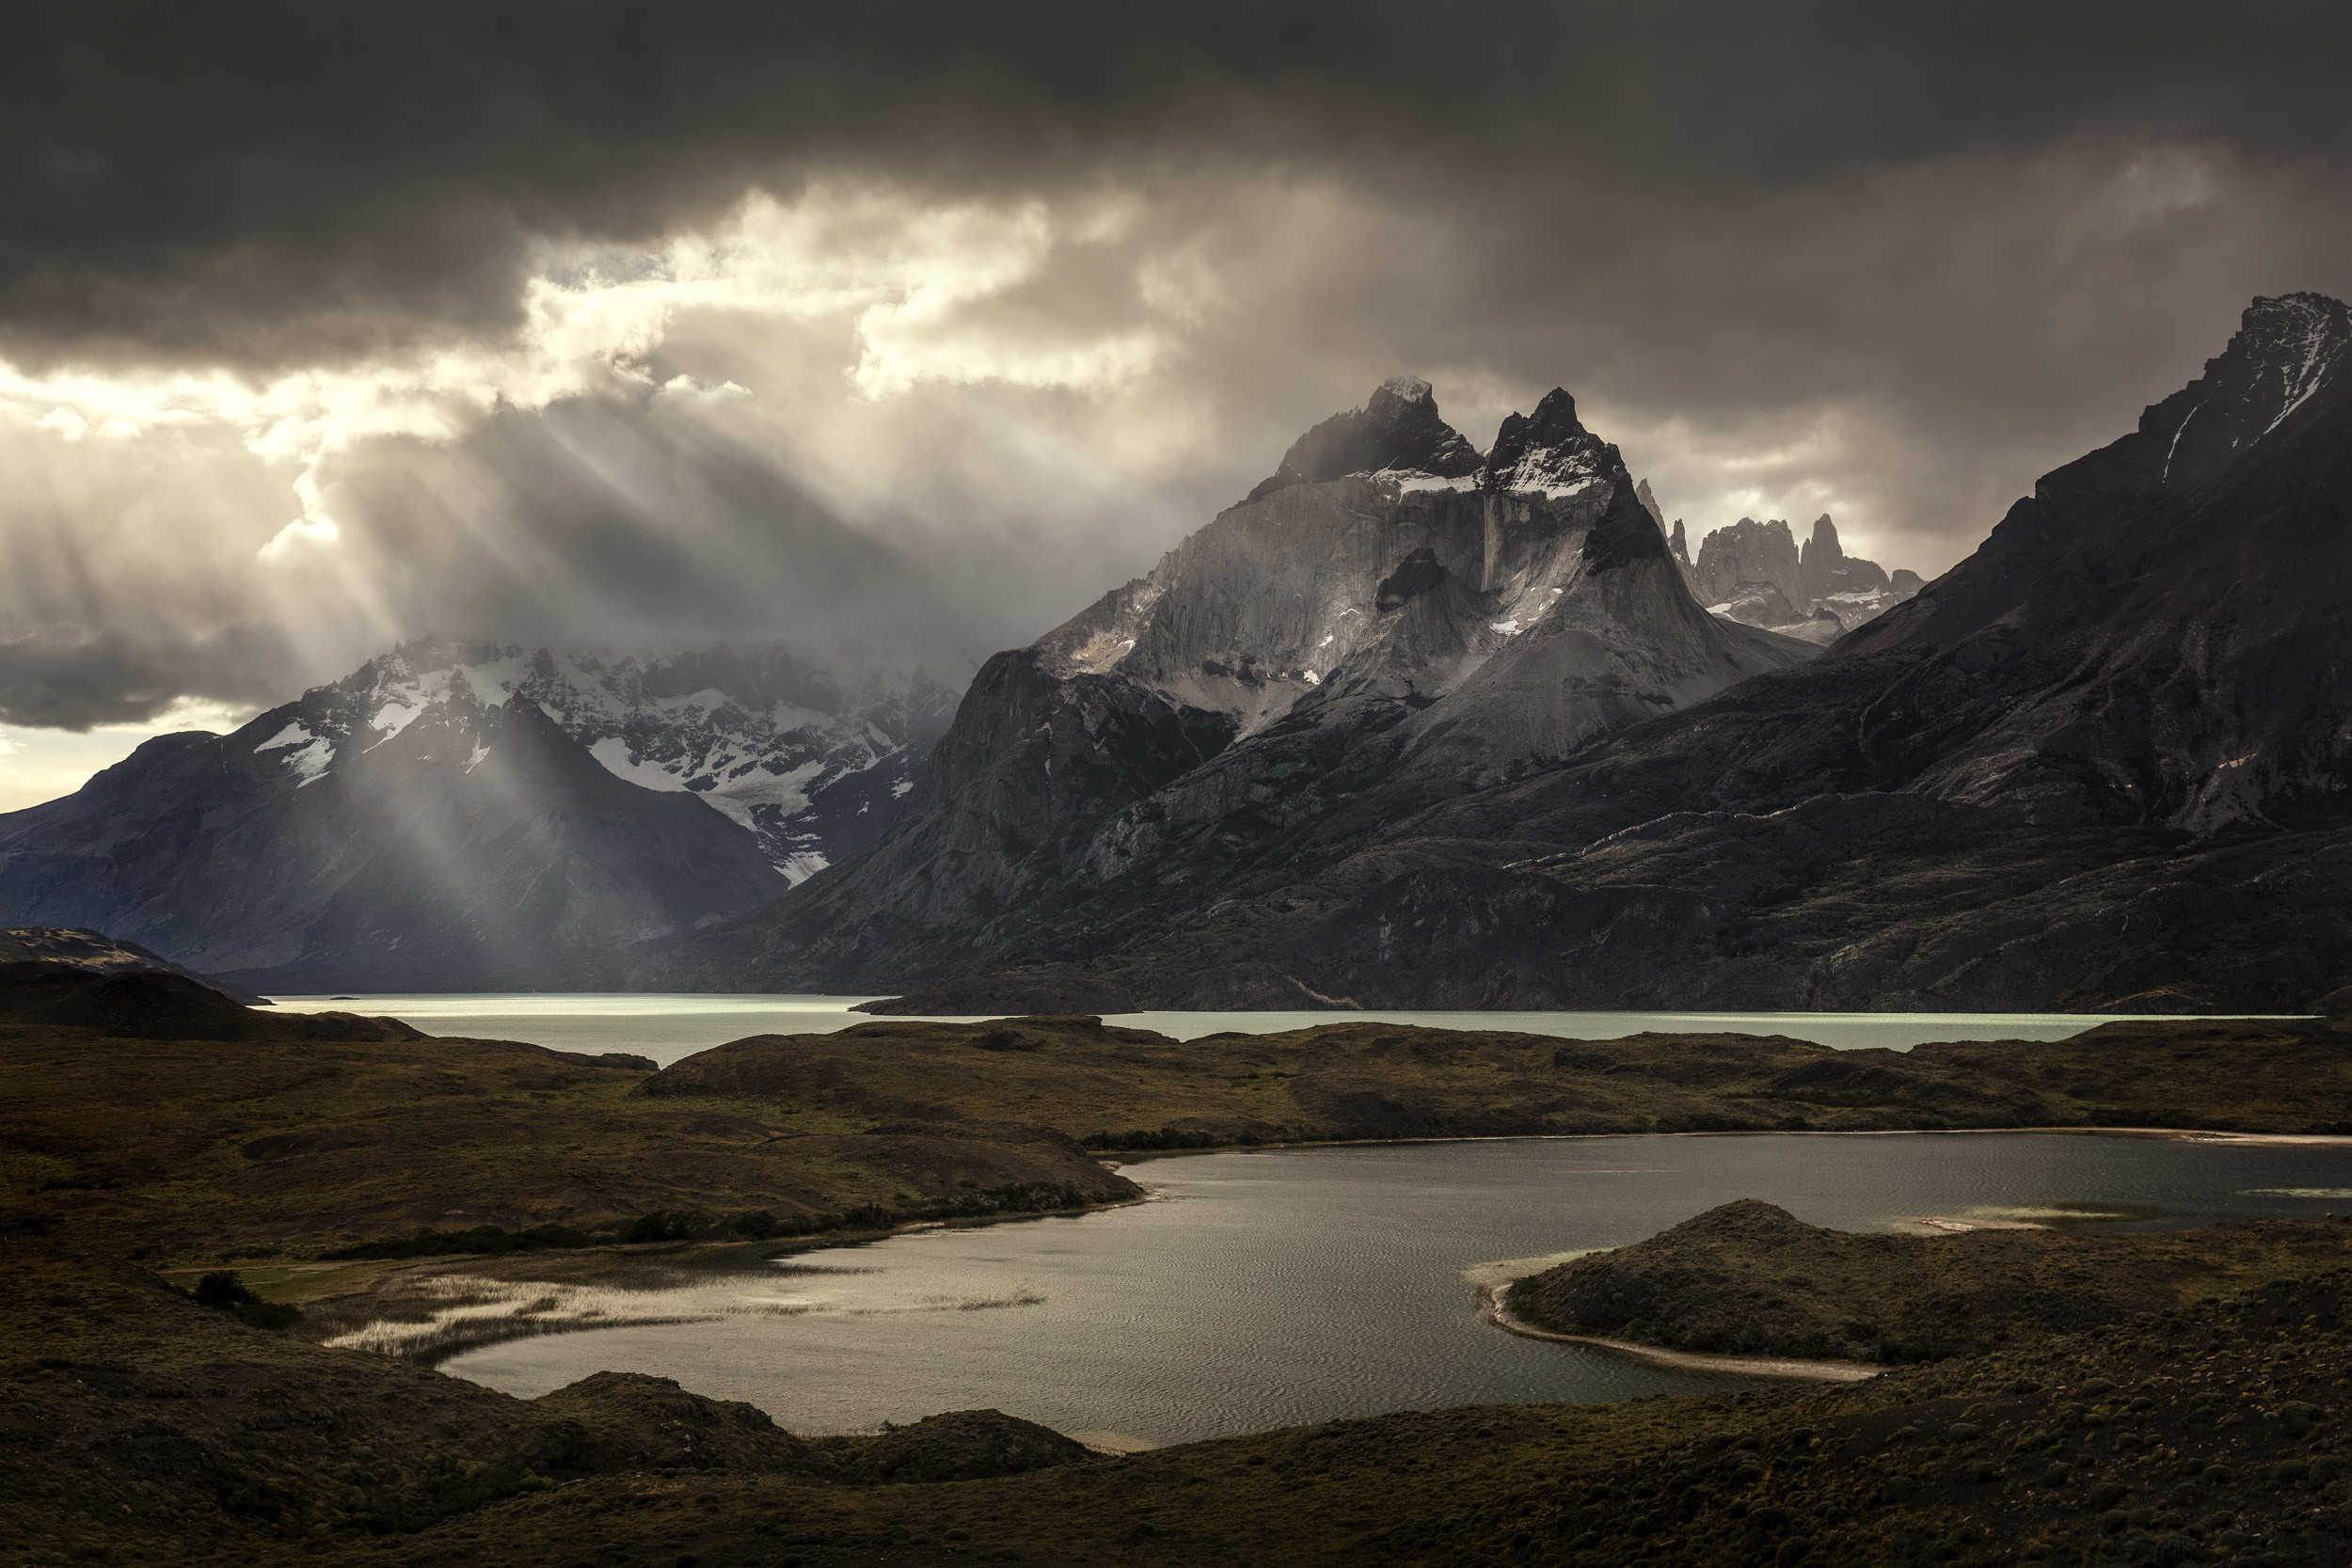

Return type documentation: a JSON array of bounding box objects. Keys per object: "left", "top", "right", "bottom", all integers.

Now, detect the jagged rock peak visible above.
[
  {"left": 253, "top": 637, "right": 952, "bottom": 884},
  {"left": 1635, "top": 478, "right": 1677, "bottom": 547},
  {"left": 2137, "top": 292, "right": 2351, "bottom": 485},
  {"left": 1246, "top": 375, "right": 1484, "bottom": 501},
  {"left": 1694, "top": 516, "right": 1803, "bottom": 594},
  {"left": 2238, "top": 291, "right": 2349, "bottom": 370},
  {"left": 1800, "top": 515, "right": 1843, "bottom": 567},
  {"left": 1635, "top": 477, "right": 1667, "bottom": 529},
  {"left": 1668, "top": 517, "right": 1692, "bottom": 569},
  {"left": 1485, "top": 388, "right": 1613, "bottom": 500}
]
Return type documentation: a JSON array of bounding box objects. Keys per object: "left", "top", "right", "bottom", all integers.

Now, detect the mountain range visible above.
[
  {"left": 0, "top": 642, "right": 958, "bottom": 990},
  {"left": 649, "top": 292, "right": 2352, "bottom": 1014},
  {"left": 7, "top": 294, "right": 2344, "bottom": 1012}
]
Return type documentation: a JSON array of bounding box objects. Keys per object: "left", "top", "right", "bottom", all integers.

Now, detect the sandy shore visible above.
[{"left": 1478, "top": 1282, "right": 1881, "bottom": 1383}]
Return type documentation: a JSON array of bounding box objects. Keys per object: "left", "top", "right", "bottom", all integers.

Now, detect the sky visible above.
[{"left": 5, "top": 1, "right": 2352, "bottom": 811}]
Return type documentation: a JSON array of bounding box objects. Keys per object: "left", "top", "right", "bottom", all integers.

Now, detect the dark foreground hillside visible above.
[
  {"left": 10, "top": 963, "right": 2352, "bottom": 1564},
  {"left": 8, "top": 1243, "right": 2350, "bottom": 1566}
]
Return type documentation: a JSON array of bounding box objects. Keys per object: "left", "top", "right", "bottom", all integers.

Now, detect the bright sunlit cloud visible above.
[{"left": 0, "top": 185, "right": 1190, "bottom": 572}]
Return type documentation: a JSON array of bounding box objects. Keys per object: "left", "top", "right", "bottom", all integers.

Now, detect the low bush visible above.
[{"left": 184, "top": 1270, "right": 300, "bottom": 1330}]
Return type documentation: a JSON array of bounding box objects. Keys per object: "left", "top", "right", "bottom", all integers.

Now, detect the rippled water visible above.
[
  {"left": 441, "top": 1132, "right": 2352, "bottom": 1444},
  {"left": 264, "top": 992, "right": 2269, "bottom": 1066}
]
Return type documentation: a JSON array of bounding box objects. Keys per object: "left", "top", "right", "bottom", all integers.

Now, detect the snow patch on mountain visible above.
[
  {"left": 255, "top": 721, "right": 335, "bottom": 785},
  {"left": 262, "top": 641, "right": 962, "bottom": 882},
  {"left": 586, "top": 736, "right": 689, "bottom": 793},
  {"left": 1377, "top": 468, "right": 1483, "bottom": 494},
  {"left": 1485, "top": 440, "right": 1607, "bottom": 500}
]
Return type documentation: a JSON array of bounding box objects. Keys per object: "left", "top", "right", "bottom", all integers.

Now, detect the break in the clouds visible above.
[{"left": 4, "top": 0, "right": 2352, "bottom": 746}]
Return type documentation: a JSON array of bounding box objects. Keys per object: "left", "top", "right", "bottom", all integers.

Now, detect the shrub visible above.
[{"left": 183, "top": 1270, "right": 301, "bottom": 1330}]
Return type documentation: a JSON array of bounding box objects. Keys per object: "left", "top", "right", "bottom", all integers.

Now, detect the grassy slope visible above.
[
  {"left": 0, "top": 979, "right": 1134, "bottom": 1263},
  {"left": 640, "top": 1013, "right": 2352, "bottom": 1146},
  {"left": 12, "top": 966, "right": 2347, "bottom": 1266},
  {"left": 9, "top": 1244, "right": 2350, "bottom": 1567},
  {"left": 1509, "top": 1200, "right": 2352, "bottom": 1363}
]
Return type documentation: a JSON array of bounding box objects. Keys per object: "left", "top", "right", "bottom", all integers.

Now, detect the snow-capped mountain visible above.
[
  {"left": 0, "top": 638, "right": 961, "bottom": 990},
  {"left": 643, "top": 376, "right": 1819, "bottom": 992},
  {"left": 303, "top": 642, "right": 961, "bottom": 882}
]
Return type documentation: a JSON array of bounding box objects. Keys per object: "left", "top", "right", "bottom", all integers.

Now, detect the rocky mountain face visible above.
[
  {"left": 850, "top": 293, "right": 2352, "bottom": 1014},
  {"left": 642, "top": 377, "right": 1818, "bottom": 992},
  {"left": 1687, "top": 515, "right": 1923, "bottom": 645},
  {"left": 345, "top": 641, "right": 959, "bottom": 882},
  {"left": 0, "top": 640, "right": 957, "bottom": 990}
]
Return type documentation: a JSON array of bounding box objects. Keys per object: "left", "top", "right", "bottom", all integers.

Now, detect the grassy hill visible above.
[
  {"left": 1508, "top": 1199, "right": 2352, "bottom": 1364},
  {"left": 0, "top": 965, "right": 1135, "bottom": 1263},
  {"left": 639, "top": 1011, "right": 2352, "bottom": 1147}
]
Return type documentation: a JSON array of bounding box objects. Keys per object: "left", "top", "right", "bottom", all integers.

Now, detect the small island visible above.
[{"left": 1502, "top": 1198, "right": 2352, "bottom": 1366}]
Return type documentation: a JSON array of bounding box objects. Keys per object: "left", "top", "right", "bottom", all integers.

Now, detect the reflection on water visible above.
[
  {"left": 440, "top": 1131, "right": 2352, "bottom": 1443},
  {"left": 263, "top": 992, "right": 2279, "bottom": 1066}
]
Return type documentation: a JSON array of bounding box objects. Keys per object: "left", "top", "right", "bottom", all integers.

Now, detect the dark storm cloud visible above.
[
  {"left": 0, "top": 625, "right": 291, "bottom": 730},
  {"left": 8, "top": 0, "right": 2351, "bottom": 366}
]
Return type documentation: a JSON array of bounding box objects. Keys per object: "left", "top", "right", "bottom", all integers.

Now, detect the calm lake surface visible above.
[
  {"left": 264, "top": 992, "right": 2271, "bottom": 1066},
  {"left": 442, "top": 1132, "right": 2352, "bottom": 1444}
]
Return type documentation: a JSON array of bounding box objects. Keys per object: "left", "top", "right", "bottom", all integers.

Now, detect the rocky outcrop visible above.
[
  {"left": 1690, "top": 514, "right": 1919, "bottom": 644},
  {"left": 1692, "top": 515, "right": 1807, "bottom": 608},
  {"left": 642, "top": 380, "right": 1816, "bottom": 991}
]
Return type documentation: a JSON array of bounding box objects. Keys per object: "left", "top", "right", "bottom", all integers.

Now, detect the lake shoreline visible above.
[
  {"left": 1115, "top": 1123, "right": 2352, "bottom": 1164},
  {"left": 1476, "top": 1281, "right": 1883, "bottom": 1382},
  {"left": 282, "top": 1193, "right": 1161, "bottom": 1363},
  {"left": 260, "top": 992, "right": 2317, "bottom": 1063}
]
